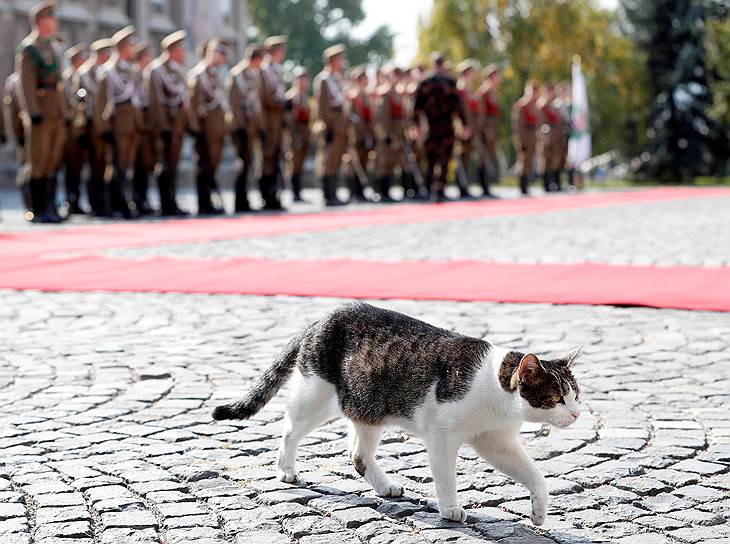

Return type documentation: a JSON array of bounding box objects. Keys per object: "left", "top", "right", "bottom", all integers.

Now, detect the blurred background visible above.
[{"left": 1, "top": 0, "right": 729, "bottom": 187}]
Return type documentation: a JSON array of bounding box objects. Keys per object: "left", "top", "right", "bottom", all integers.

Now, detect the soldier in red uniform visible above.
[
  {"left": 478, "top": 64, "right": 501, "bottom": 198},
  {"left": 456, "top": 60, "right": 478, "bottom": 199},
  {"left": 512, "top": 81, "right": 540, "bottom": 196},
  {"left": 538, "top": 83, "right": 564, "bottom": 192}
]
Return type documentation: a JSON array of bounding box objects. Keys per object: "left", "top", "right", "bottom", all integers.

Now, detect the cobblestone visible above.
[{"left": 1, "top": 190, "right": 730, "bottom": 542}]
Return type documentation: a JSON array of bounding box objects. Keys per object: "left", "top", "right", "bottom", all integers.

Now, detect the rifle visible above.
[
  {"left": 348, "top": 148, "right": 370, "bottom": 192},
  {"left": 402, "top": 136, "right": 425, "bottom": 190}
]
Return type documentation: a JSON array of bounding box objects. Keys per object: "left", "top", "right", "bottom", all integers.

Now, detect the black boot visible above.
[
  {"left": 290, "top": 173, "right": 304, "bottom": 202},
  {"left": 196, "top": 172, "right": 223, "bottom": 215},
  {"left": 323, "top": 176, "right": 344, "bottom": 206},
  {"left": 402, "top": 172, "right": 416, "bottom": 200},
  {"left": 543, "top": 172, "right": 551, "bottom": 192},
  {"left": 261, "top": 175, "right": 284, "bottom": 211},
  {"left": 377, "top": 176, "right": 394, "bottom": 202},
  {"left": 28, "top": 179, "right": 56, "bottom": 223},
  {"left": 133, "top": 169, "right": 152, "bottom": 215},
  {"left": 551, "top": 171, "right": 563, "bottom": 192},
  {"left": 349, "top": 176, "right": 367, "bottom": 202},
  {"left": 520, "top": 175, "right": 530, "bottom": 196}
]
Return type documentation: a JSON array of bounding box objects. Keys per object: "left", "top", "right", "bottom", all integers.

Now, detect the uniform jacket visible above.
[{"left": 16, "top": 31, "right": 65, "bottom": 120}]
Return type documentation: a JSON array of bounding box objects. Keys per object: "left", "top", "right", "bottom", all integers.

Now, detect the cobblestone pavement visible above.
[{"left": 1, "top": 188, "right": 730, "bottom": 544}]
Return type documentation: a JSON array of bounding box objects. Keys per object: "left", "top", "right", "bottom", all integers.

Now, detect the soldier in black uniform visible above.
[{"left": 413, "top": 53, "right": 465, "bottom": 203}]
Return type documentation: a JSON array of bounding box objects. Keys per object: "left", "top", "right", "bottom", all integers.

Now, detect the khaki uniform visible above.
[
  {"left": 259, "top": 61, "right": 287, "bottom": 207},
  {"left": 314, "top": 68, "right": 348, "bottom": 204},
  {"left": 62, "top": 65, "right": 86, "bottom": 212},
  {"left": 512, "top": 98, "right": 539, "bottom": 194},
  {"left": 188, "top": 62, "right": 226, "bottom": 214},
  {"left": 478, "top": 84, "right": 501, "bottom": 193},
  {"left": 348, "top": 86, "right": 374, "bottom": 198},
  {"left": 16, "top": 31, "right": 66, "bottom": 221},
  {"left": 146, "top": 57, "right": 192, "bottom": 215},
  {"left": 97, "top": 58, "right": 144, "bottom": 217},
  {"left": 133, "top": 65, "right": 155, "bottom": 213},
  {"left": 227, "top": 61, "right": 263, "bottom": 211},
  {"left": 539, "top": 99, "right": 564, "bottom": 191},
  {"left": 375, "top": 84, "right": 407, "bottom": 198},
  {"left": 74, "top": 61, "right": 108, "bottom": 215},
  {"left": 4, "top": 73, "right": 27, "bottom": 207},
  {"left": 285, "top": 86, "right": 311, "bottom": 200}
]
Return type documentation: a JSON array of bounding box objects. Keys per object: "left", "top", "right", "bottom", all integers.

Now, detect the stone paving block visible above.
[
  {"left": 330, "top": 506, "right": 384, "bottom": 528},
  {"left": 100, "top": 510, "right": 158, "bottom": 529}
]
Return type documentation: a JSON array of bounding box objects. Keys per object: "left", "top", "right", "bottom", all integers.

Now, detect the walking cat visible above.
[{"left": 213, "top": 303, "right": 581, "bottom": 525}]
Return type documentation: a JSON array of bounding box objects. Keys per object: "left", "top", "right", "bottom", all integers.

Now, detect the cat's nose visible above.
[{"left": 570, "top": 410, "right": 580, "bottom": 420}]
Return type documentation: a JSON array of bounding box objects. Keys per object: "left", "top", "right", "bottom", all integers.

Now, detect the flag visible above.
[{"left": 569, "top": 59, "right": 591, "bottom": 170}]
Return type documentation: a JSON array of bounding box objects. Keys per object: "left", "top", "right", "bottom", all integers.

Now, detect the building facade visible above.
[{"left": 0, "top": 0, "right": 250, "bottom": 87}]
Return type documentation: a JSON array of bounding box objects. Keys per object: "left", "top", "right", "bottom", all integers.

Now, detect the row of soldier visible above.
[{"left": 2, "top": 1, "right": 575, "bottom": 223}]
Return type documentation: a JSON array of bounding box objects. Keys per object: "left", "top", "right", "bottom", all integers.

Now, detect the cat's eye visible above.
[{"left": 552, "top": 395, "right": 564, "bottom": 404}]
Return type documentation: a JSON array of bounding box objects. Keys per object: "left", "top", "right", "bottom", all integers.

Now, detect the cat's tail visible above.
[{"left": 212, "top": 333, "right": 302, "bottom": 421}]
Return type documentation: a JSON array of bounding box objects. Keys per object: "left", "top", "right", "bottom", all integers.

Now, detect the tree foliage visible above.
[
  {"left": 246, "top": 0, "right": 394, "bottom": 76},
  {"left": 622, "top": 0, "right": 729, "bottom": 181},
  {"left": 417, "top": 0, "right": 651, "bottom": 160}
]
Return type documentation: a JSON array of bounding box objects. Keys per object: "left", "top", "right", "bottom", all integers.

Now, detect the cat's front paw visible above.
[
  {"left": 439, "top": 505, "right": 467, "bottom": 523},
  {"left": 530, "top": 493, "right": 548, "bottom": 526},
  {"left": 376, "top": 482, "right": 404, "bottom": 498},
  {"left": 277, "top": 468, "right": 298, "bottom": 483}
]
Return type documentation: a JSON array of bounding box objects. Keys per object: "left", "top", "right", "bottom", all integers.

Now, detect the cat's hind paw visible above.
[
  {"left": 277, "top": 468, "right": 298, "bottom": 483},
  {"left": 530, "top": 496, "right": 547, "bottom": 526},
  {"left": 376, "top": 482, "right": 404, "bottom": 498},
  {"left": 439, "top": 505, "right": 467, "bottom": 523}
]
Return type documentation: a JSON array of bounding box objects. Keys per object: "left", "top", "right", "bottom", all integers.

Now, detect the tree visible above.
[
  {"left": 246, "top": 0, "right": 394, "bottom": 77},
  {"left": 417, "top": 0, "right": 650, "bottom": 161},
  {"left": 622, "top": 0, "right": 729, "bottom": 181}
]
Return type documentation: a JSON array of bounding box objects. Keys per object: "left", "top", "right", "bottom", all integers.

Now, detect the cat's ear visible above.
[
  {"left": 512, "top": 353, "right": 544, "bottom": 388},
  {"left": 556, "top": 347, "right": 582, "bottom": 368}
]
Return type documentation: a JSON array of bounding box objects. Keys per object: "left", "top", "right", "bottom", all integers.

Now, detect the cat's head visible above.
[{"left": 511, "top": 348, "right": 581, "bottom": 428}]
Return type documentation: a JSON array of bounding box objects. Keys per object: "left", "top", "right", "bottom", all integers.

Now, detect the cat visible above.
[{"left": 213, "top": 302, "right": 581, "bottom": 525}]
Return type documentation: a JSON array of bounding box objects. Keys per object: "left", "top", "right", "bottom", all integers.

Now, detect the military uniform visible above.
[
  {"left": 132, "top": 40, "right": 155, "bottom": 214},
  {"left": 539, "top": 91, "right": 564, "bottom": 192},
  {"left": 478, "top": 65, "right": 501, "bottom": 197},
  {"left": 96, "top": 26, "right": 143, "bottom": 218},
  {"left": 187, "top": 39, "right": 228, "bottom": 215},
  {"left": 3, "top": 72, "right": 26, "bottom": 204},
  {"left": 375, "top": 67, "right": 409, "bottom": 202},
  {"left": 347, "top": 66, "right": 374, "bottom": 201},
  {"left": 258, "top": 36, "right": 288, "bottom": 210},
  {"left": 512, "top": 89, "right": 539, "bottom": 195},
  {"left": 227, "top": 44, "right": 265, "bottom": 212},
  {"left": 146, "top": 30, "right": 192, "bottom": 216},
  {"left": 456, "top": 61, "right": 479, "bottom": 199},
  {"left": 285, "top": 66, "right": 311, "bottom": 202},
  {"left": 62, "top": 43, "right": 87, "bottom": 214},
  {"left": 314, "top": 44, "right": 348, "bottom": 206},
  {"left": 74, "top": 39, "right": 113, "bottom": 216},
  {"left": 16, "top": 1, "right": 66, "bottom": 222},
  {"left": 413, "top": 58, "right": 464, "bottom": 202}
]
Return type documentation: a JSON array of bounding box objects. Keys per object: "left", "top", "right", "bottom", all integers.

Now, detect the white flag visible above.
[{"left": 569, "top": 60, "right": 591, "bottom": 170}]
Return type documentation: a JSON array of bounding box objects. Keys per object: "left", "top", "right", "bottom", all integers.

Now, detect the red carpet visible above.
[
  {"left": 3, "top": 187, "right": 729, "bottom": 258},
  {"left": 1, "top": 254, "right": 728, "bottom": 312}
]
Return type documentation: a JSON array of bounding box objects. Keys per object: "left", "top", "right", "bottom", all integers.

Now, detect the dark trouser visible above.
[
  {"left": 87, "top": 135, "right": 108, "bottom": 216},
  {"left": 195, "top": 134, "right": 222, "bottom": 214},
  {"left": 233, "top": 129, "right": 252, "bottom": 211}
]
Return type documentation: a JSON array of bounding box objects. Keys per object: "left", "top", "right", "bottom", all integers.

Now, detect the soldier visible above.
[
  {"left": 146, "top": 30, "right": 191, "bottom": 216},
  {"left": 227, "top": 43, "right": 265, "bottom": 212},
  {"left": 188, "top": 38, "right": 229, "bottom": 215},
  {"left": 556, "top": 82, "right": 572, "bottom": 190},
  {"left": 538, "top": 83, "right": 564, "bottom": 192},
  {"left": 4, "top": 71, "right": 27, "bottom": 211},
  {"left": 132, "top": 40, "right": 155, "bottom": 214},
  {"left": 404, "top": 65, "right": 427, "bottom": 199},
  {"left": 347, "top": 65, "right": 374, "bottom": 202},
  {"left": 512, "top": 81, "right": 540, "bottom": 196},
  {"left": 478, "top": 64, "right": 501, "bottom": 198},
  {"left": 413, "top": 53, "right": 465, "bottom": 203},
  {"left": 258, "top": 35, "right": 289, "bottom": 210},
  {"left": 16, "top": 1, "right": 66, "bottom": 223},
  {"left": 375, "top": 65, "right": 408, "bottom": 202},
  {"left": 456, "top": 59, "right": 479, "bottom": 199},
  {"left": 75, "top": 38, "right": 113, "bottom": 216},
  {"left": 285, "top": 66, "right": 311, "bottom": 203},
  {"left": 314, "top": 43, "right": 348, "bottom": 206},
  {"left": 97, "top": 26, "right": 143, "bottom": 219},
  {"left": 62, "top": 43, "right": 87, "bottom": 214}
]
